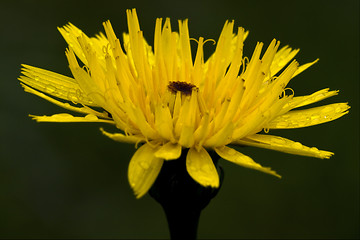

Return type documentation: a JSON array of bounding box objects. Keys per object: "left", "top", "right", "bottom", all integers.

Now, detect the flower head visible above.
[{"left": 19, "top": 9, "right": 349, "bottom": 198}]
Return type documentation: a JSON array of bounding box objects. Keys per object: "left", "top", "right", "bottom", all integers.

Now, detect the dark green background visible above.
[{"left": 1, "top": 0, "right": 358, "bottom": 239}]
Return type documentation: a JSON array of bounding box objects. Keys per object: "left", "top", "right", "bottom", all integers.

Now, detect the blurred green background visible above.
[{"left": 0, "top": 0, "right": 358, "bottom": 239}]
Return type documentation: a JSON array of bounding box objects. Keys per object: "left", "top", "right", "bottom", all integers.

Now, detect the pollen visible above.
[{"left": 168, "top": 81, "right": 197, "bottom": 96}]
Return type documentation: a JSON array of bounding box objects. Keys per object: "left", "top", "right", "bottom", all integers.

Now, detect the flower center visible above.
[{"left": 168, "top": 81, "right": 197, "bottom": 96}]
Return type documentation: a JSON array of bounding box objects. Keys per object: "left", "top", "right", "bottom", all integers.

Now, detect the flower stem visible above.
[
  {"left": 162, "top": 202, "right": 201, "bottom": 239},
  {"left": 149, "top": 150, "right": 224, "bottom": 240}
]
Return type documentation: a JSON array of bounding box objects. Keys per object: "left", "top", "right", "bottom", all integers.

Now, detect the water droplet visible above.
[
  {"left": 227, "top": 148, "right": 237, "bottom": 156},
  {"left": 188, "top": 165, "right": 198, "bottom": 172},
  {"left": 321, "top": 106, "right": 334, "bottom": 114},
  {"left": 67, "top": 92, "right": 79, "bottom": 102},
  {"left": 139, "top": 161, "right": 150, "bottom": 169},
  {"left": 276, "top": 122, "right": 289, "bottom": 128},
  {"left": 45, "top": 84, "right": 57, "bottom": 94},
  {"left": 310, "top": 147, "right": 319, "bottom": 152},
  {"left": 271, "top": 137, "right": 286, "bottom": 145},
  {"left": 335, "top": 107, "right": 342, "bottom": 113},
  {"left": 55, "top": 113, "right": 73, "bottom": 119},
  {"left": 85, "top": 114, "right": 98, "bottom": 121},
  {"left": 297, "top": 121, "right": 306, "bottom": 127},
  {"left": 311, "top": 114, "right": 320, "bottom": 120},
  {"left": 292, "top": 142, "right": 303, "bottom": 149},
  {"left": 201, "top": 164, "right": 212, "bottom": 172},
  {"left": 76, "top": 89, "right": 84, "bottom": 101}
]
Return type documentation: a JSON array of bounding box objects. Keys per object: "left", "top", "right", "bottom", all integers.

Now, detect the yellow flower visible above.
[{"left": 19, "top": 9, "right": 349, "bottom": 198}]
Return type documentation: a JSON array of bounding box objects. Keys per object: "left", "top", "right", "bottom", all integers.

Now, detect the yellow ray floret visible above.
[
  {"left": 31, "top": 113, "right": 114, "bottom": 124},
  {"left": 19, "top": 8, "right": 349, "bottom": 198},
  {"left": 128, "top": 143, "right": 164, "bottom": 198},
  {"left": 236, "top": 134, "right": 334, "bottom": 159},
  {"left": 215, "top": 146, "right": 281, "bottom": 178},
  {"left": 266, "top": 103, "right": 350, "bottom": 129}
]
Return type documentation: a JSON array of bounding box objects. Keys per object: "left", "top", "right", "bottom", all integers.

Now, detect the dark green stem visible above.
[{"left": 149, "top": 149, "right": 224, "bottom": 240}]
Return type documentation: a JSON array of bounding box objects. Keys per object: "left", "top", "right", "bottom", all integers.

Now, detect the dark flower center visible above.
[{"left": 168, "top": 81, "right": 197, "bottom": 96}]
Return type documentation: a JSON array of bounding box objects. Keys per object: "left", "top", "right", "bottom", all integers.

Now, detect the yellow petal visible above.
[
  {"left": 58, "top": 23, "right": 88, "bottom": 65},
  {"left": 186, "top": 147, "right": 219, "bottom": 188},
  {"left": 30, "top": 113, "right": 114, "bottom": 124},
  {"left": 280, "top": 88, "right": 339, "bottom": 114},
  {"left": 270, "top": 46, "right": 299, "bottom": 77},
  {"left": 19, "top": 64, "right": 96, "bottom": 106},
  {"left": 100, "top": 128, "right": 145, "bottom": 144},
  {"left": 154, "top": 142, "right": 182, "bottom": 160},
  {"left": 293, "top": 58, "right": 319, "bottom": 78},
  {"left": 215, "top": 146, "right": 280, "bottom": 178},
  {"left": 236, "top": 134, "right": 333, "bottom": 159},
  {"left": 154, "top": 104, "right": 175, "bottom": 142},
  {"left": 58, "top": 23, "right": 108, "bottom": 67},
  {"left": 178, "top": 125, "right": 195, "bottom": 148},
  {"left": 128, "top": 143, "right": 164, "bottom": 198},
  {"left": 65, "top": 48, "right": 106, "bottom": 107},
  {"left": 266, "top": 103, "right": 350, "bottom": 129},
  {"left": 21, "top": 83, "right": 110, "bottom": 119},
  {"left": 204, "top": 122, "right": 235, "bottom": 148}
]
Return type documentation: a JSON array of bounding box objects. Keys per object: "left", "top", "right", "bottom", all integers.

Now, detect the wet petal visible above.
[
  {"left": 280, "top": 88, "right": 339, "bottom": 114},
  {"left": 65, "top": 48, "right": 107, "bottom": 107},
  {"left": 270, "top": 46, "right": 299, "bottom": 77},
  {"left": 30, "top": 113, "right": 114, "bottom": 124},
  {"left": 58, "top": 23, "right": 88, "bottom": 65},
  {"left": 19, "top": 64, "right": 96, "bottom": 106},
  {"left": 293, "top": 58, "right": 319, "bottom": 78},
  {"left": 266, "top": 103, "right": 350, "bottom": 129},
  {"left": 21, "top": 84, "right": 109, "bottom": 118},
  {"left": 58, "top": 23, "right": 108, "bottom": 66},
  {"left": 235, "top": 134, "right": 333, "bottom": 159},
  {"left": 154, "top": 142, "right": 182, "bottom": 160},
  {"left": 100, "top": 128, "right": 145, "bottom": 144},
  {"left": 215, "top": 146, "right": 280, "bottom": 178},
  {"left": 128, "top": 143, "right": 164, "bottom": 198},
  {"left": 186, "top": 147, "right": 219, "bottom": 188},
  {"left": 154, "top": 104, "right": 175, "bottom": 142}
]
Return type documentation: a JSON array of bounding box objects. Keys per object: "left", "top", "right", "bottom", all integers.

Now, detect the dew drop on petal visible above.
[
  {"left": 271, "top": 137, "right": 286, "bottom": 145},
  {"left": 85, "top": 114, "right": 98, "bottom": 121},
  {"left": 276, "top": 122, "right": 289, "bottom": 128},
  {"left": 45, "top": 84, "right": 57, "bottom": 94},
  {"left": 310, "top": 147, "right": 319, "bottom": 151},
  {"left": 76, "top": 89, "right": 84, "bottom": 101},
  {"left": 139, "top": 161, "right": 150, "bottom": 169},
  {"left": 226, "top": 147, "right": 237, "bottom": 156},
  {"left": 311, "top": 114, "right": 320, "bottom": 120},
  {"left": 201, "top": 164, "right": 212, "bottom": 172},
  {"left": 292, "top": 142, "right": 303, "bottom": 149},
  {"left": 188, "top": 165, "right": 198, "bottom": 172},
  {"left": 67, "top": 92, "right": 79, "bottom": 102},
  {"left": 56, "top": 113, "right": 73, "bottom": 118},
  {"left": 297, "top": 121, "right": 306, "bottom": 127},
  {"left": 321, "top": 106, "right": 334, "bottom": 114},
  {"left": 310, "top": 114, "right": 321, "bottom": 124}
]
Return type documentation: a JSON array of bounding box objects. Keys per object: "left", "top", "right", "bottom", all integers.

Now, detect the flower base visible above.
[{"left": 149, "top": 150, "right": 224, "bottom": 240}]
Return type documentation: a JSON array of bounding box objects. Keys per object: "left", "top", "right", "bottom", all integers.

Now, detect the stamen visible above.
[{"left": 168, "top": 81, "right": 198, "bottom": 96}]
